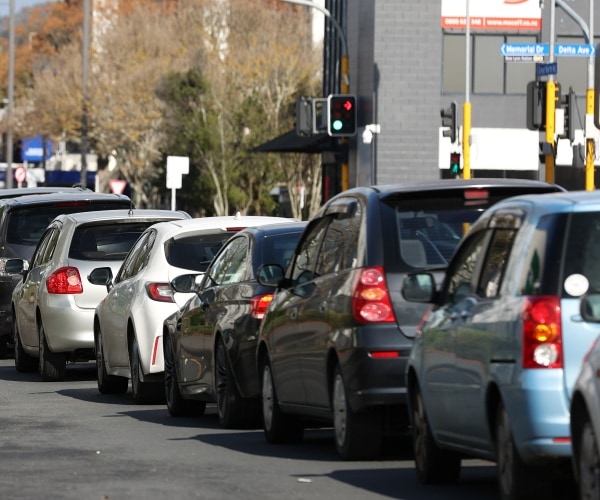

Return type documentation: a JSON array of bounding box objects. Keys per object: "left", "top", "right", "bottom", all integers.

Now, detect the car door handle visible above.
[
  {"left": 319, "top": 302, "right": 327, "bottom": 313},
  {"left": 290, "top": 308, "right": 297, "bottom": 320}
]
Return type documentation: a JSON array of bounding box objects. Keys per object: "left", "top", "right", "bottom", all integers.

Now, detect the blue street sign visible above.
[
  {"left": 500, "top": 43, "right": 549, "bottom": 57},
  {"left": 536, "top": 62, "right": 557, "bottom": 77},
  {"left": 554, "top": 44, "right": 595, "bottom": 57}
]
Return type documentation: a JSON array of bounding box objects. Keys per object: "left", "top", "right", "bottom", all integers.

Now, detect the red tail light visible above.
[
  {"left": 352, "top": 267, "right": 395, "bottom": 323},
  {"left": 145, "top": 283, "right": 174, "bottom": 303},
  {"left": 522, "top": 295, "right": 562, "bottom": 369},
  {"left": 47, "top": 266, "right": 83, "bottom": 294},
  {"left": 251, "top": 293, "right": 274, "bottom": 319}
]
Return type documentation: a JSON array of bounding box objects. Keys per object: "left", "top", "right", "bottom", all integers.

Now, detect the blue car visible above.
[{"left": 402, "top": 190, "right": 600, "bottom": 499}]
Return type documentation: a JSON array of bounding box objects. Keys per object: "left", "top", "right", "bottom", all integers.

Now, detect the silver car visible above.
[{"left": 12, "top": 209, "right": 190, "bottom": 381}]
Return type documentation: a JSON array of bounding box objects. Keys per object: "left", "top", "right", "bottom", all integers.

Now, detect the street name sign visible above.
[
  {"left": 554, "top": 44, "right": 595, "bottom": 57},
  {"left": 536, "top": 62, "right": 557, "bottom": 77}
]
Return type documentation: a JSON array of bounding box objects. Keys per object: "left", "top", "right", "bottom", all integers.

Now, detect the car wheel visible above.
[
  {"left": 332, "top": 364, "right": 382, "bottom": 460},
  {"left": 130, "top": 335, "right": 164, "bottom": 405},
  {"left": 13, "top": 317, "right": 36, "bottom": 373},
  {"left": 95, "top": 326, "right": 128, "bottom": 394},
  {"left": 261, "top": 358, "right": 303, "bottom": 444},
  {"left": 215, "top": 337, "right": 259, "bottom": 429},
  {"left": 164, "top": 333, "right": 206, "bottom": 417},
  {"left": 412, "top": 386, "right": 461, "bottom": 484},
  {"left": 496, "top": 403, "right": 547, "bottom": 499},
  {"left": 38, "top": 323, "right": 66, "bottom": 382},
  {"left": 576, "top": 417, "right": 600, "bottom": 499}
]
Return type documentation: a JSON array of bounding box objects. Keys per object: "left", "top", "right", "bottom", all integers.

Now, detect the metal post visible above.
[
  {"left": 586, "top": 0, "right": 595, "bottom": 191},
  {"left": 6, "top": 0, "right": 15, "bottom": 189},
  {"left": 462, "top": 0, "right": 471, "bottom": 180},
  {"left": 81, "top": 0, "right": 90, "bottom": 189},
  {"left": 544, "top": 0, "right": 556, "bottom": 182}
]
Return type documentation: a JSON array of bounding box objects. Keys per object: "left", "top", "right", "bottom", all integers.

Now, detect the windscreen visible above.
[
  {"left": 165, "top": 232, "right": 237, "bottom": 272},
  {"left": 69, "top": 222, "right": 157, "bottom": 261}
]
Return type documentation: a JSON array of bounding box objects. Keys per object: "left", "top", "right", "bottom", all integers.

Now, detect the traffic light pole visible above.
[
  {"left": 585, "top": 0, "right": 595, "bottom": 191},
  {"left": 462, "top": 0, "right": 471, "bottom": 180}
]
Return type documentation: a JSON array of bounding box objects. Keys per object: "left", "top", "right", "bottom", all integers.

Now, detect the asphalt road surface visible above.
[{"left": 0, "top": 359, "right": 506, "bottom": 499}]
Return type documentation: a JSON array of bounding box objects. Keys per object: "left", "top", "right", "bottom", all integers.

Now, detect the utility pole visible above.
[
  {"left": 6, "top": 0, "right": 15, "bottom": 189},
  {"left": 544, "top": 0, "right": 557, "bottom": 182},
  {"left": 80, "top": 0, "right": 90, "bottom": 189},
  {"left": 462, "top": 0, "right": 471, "bottom": 179},
  {"left": 585, "top": 0, "right": 595, "bottom": 191}
]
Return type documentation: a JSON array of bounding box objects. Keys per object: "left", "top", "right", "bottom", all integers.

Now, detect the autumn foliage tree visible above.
[{"left": 4, "top": 0, "right": 322, "bottom": 217}]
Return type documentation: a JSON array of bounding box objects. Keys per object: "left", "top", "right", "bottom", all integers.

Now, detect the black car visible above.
[
  {"left": 255, "top": 179, "right": 565, "bottom": 460},
  {"left": 0, "top": 191, "right": 132, "bottom": 356},
  {"left": 163, "top": 221, "right": 307, "bottom": 428}
]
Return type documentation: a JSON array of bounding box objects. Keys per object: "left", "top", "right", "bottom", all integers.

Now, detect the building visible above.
[{"left": 260, "top": 0, "right": 600, "bottom": 195}]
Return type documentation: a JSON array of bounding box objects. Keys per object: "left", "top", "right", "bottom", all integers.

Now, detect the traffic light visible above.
[
  {"left": 441, "top": 101, "right": 457, "bottom": 143},
  {"left": 559, "top": 87, "right": 576, "bottom": 143},
  {"left": 450, "top": 152, "right": 461, "bottom": 175},
  {"left": 526, "top": 81, "right": 546, "bottom": 131},
  {"left": 327, "top": 94, "right": 357, "bottom": 137}
]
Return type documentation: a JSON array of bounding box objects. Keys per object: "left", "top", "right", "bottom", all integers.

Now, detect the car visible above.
[
  {"left": 401, "top": 189, "right": 600, "bottom": 499},
  {"left": 0, "top": 186, "right": 94, "bottom": 200},
  {"left": 10, "top": 209, "right": 190, "bottom": 381},
  {"left": 0, "top": 191, "right": 133, "bottom": 357},
  {"left": 91, "top": 214, "right": 296, "bottom": 404},
  {"left": 570, "top": 302, "right": 600, "bottom": 500},
  {"left": 162, "top": 221, "right": 307, "bottom": 427},
  {"left": 254, "top": 179, "right": 565, "bottom": 460}
]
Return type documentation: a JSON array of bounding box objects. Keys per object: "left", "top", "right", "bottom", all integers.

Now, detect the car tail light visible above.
[
  {"left": 47, "top": 266, "right": 83, "bottom": 294},
  {"left": 145, "top": 283, "right": 174, "bottom": 303},
  {"left": 251, "top": 293, "right": 273, "bottom": 319},
  {"left": 352, "top": 267, "right": 395, "bottom": 323},
  {"left": 522, "top": 296, "right": 562, "bottom": 369}
]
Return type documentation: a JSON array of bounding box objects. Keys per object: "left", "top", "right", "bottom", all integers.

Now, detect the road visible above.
[{"left": 0, "top": 359, "right": 502, "bottom": 499}]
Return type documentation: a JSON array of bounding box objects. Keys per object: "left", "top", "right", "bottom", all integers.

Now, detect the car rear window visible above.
[
  {"left": 260, "top": 231, "right": 303, "bottom": 269},
  {"left": 69, "top": 222, "right": 157, "bottom": 261},
  {"left": 6, "top": 202, "right": 130, "bottom": 246},
  {"left": 165, "top": 232, "right": 236, "bottom": 272}
]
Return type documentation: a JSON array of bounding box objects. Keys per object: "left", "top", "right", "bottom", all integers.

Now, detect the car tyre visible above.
[
  {"left": 332, "top": 364, "right": 382, "bottom": 460},
  {"left": 38, "top": 323, "right": 66, "bottom": 382},
  {"left": 496, "top": 403, "right": 548, "bottom": 500},
  {"left": 130, "top": 335, "right": 164, "bottom": 404},
  {"left": 575, "top": 416, "right": 600, "bottom": 499},
  {"left": 95, "top": 326, "right": 128, "bottom": 394},
  {"left": 412, "top": 386, "right": 461, "bottom": 484},
  {"left": 215, "top": 337, "right": 260, "bottom": 429},
  {"left": 261, "top": 358, "right": 303, "bottom": 443},
  {"left": 164, "top": 333, "right": 206, "bottom": 417},
  {"left": 14, "top": 317, "right": 36, "bottom": 373}
]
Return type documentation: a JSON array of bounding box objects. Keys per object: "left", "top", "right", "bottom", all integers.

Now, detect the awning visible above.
[{"left": 252, "top": 130, "right": 337, "bottom": 154}]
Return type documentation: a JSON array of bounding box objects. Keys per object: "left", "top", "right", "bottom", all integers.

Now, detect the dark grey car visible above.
[{"left": 255, "top": 179, "right": 565, "bottom": 460}]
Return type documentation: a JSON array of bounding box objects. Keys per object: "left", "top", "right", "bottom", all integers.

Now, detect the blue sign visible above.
[
  {"left": 536, "top": 62, "right": 557, "bottom": 77},
  {"left": 21, "top": 135, "right": 53, "bottom": 163},
  {"left": 554, "top": 44, "right": 595, "bottom": 57},
  {"left": 501, "top": 43, "right": 549, "bottom": 57}
]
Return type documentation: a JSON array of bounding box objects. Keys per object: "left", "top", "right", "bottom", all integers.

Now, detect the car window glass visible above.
[
  {"left": 316, "top": 202, "right": 361, "bottom": 275},
  {"left": 477, "top": 229, "right": 517, "bottom": 298},
  {"left": 290, "top": 218, "right": 329, "bottom": 283},
  {"left": 166, "top": 232, "right": 234, "bottom": 273},
  {"left": 563, "top": 212, "right": 600, "bottom": 294},
  {"left": 520, "top": 213, "right": 566, "bottom": 296},
  {"left": 115, "top": 232, "right": 149, "bottom": 282},
  {"left": 130, "top": 230, "right": 156, "bottom": 276},
  {"left": 69, "top": 222, "right": 154, "bottom": 261},
  {"left": 30, "top": 227, "right": 56, "bottom": 268},
  {"left": 443, "top": 230, "right": 488, "bottom": 304},
  {"left": 261, "top": 230, "right": 305, "bottom": 270},
  {"left": 207, "top": 237, "right": 247, "bottom": 286}
]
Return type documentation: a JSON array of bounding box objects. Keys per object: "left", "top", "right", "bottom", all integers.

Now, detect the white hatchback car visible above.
[
  {"left": 11, "top": 209, "right": 190, "bottom": 381},
  {"left": 91, "top": 214, "right": 294, "bottom": 404}
]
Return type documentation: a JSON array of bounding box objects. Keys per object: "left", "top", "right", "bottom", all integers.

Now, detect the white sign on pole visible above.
[{"left": 166, "top": 156, "right": 190, "bottom": 210}]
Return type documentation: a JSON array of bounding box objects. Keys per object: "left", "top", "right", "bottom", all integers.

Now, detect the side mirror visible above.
[
  {"left": 401, "top": 273, "right": 437, "bottom": 303},
  {"left": 5, "top": 258, "right": 28, "bottom": 275},
  {"left": 581, "top": 293, "right": 600, "bottom": 322},
  {"left": 171, "top": 273, "right": 202, "bottom": 293},
  {"left": 257, "top": 264, "right": 285, "bottom": 287},
  {"left": 88, "top": 267, "right": 113, "bottom": 291}
]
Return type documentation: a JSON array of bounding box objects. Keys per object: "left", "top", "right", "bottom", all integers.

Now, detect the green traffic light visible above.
[{"left": 332, "top": 120, "right": 343, "bottom": 131}]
